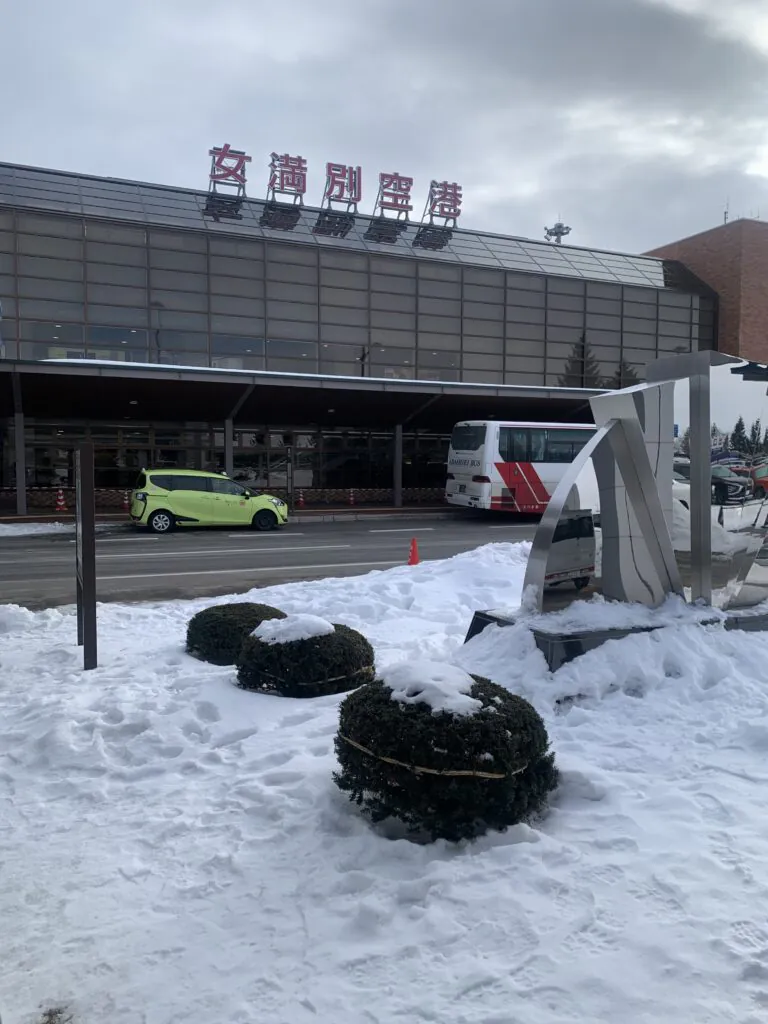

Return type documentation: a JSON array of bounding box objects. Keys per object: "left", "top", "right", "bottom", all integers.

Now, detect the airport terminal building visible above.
[{"left": 0, "top": 158, "right": 717, "bottom": 513}]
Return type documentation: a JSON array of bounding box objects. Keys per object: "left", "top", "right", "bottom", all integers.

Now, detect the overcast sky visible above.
[
  {"left": 4, "top": 0, "right": 768, "bottom": 254},
  {"left": 674, "top": 363, "right": 768, "bottom": 437}
]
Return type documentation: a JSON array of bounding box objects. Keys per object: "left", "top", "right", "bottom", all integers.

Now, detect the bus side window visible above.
[
  {"left": 544, "top": 429, "right": 594, "bottom": 462},
  {"left": 529, "top": 429, "right": 546, "bottom": 462},
  {"left": 499, "top": 427, "right": 530, "bottom": 461}
]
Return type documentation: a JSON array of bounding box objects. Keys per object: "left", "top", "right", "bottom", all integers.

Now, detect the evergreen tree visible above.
[
  {"left": 749, "top": 418, "right": 763, "bottom": 459},
  {"left": 557, "top": 333, "right": 604, "bottom": 389},
  {"left": 731, "top": 415, "right": 748, "bottom": 454},
  {"left": 680, "top": 426, "right": 691, "bottom": 458},
  {"left": 762, "top": 426, "right": 768, "bottom": 455},
  {"left": 605, "top": 358, "right": 642, "bottom": 390}
]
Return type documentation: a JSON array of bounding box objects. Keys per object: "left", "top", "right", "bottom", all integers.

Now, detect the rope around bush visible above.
[
  {"left": 334, "top": 675, "right": 558, "bottom": 842},
  {"left": 237, "top": 623, "right": 375, "bottom": 698}
]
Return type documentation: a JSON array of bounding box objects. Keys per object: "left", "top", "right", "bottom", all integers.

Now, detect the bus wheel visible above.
[{"left": 574, "top": 577, "right": 591, "bottom": 591}]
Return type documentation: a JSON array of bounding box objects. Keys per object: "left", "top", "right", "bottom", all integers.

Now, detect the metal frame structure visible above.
[{"left": 523, "top": 350, "right": 762, "bottom": 613}]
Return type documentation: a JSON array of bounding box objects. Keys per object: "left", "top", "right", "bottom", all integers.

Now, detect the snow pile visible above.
[
  {"left": 254, "top": 613, "right": 335, "bottom": 644},
  {"left": 382, "top": 659, "right": 482, "bottom": 716},
  {"left": 3, "top": 540, "right": 768, "bottom": 1021},
  {"left": 671, "top": 499, "right": 755, "bottom": 555},
  {"left": 0, "top": 521, "right": 72, "bottom": 537},
  {"left": 493, "top": 592, "right": 727, "bottom": 633}
]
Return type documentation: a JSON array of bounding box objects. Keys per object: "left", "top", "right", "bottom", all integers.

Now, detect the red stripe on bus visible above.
[{"left": 496, "top": 462, "right": 551, "bottom": 505}]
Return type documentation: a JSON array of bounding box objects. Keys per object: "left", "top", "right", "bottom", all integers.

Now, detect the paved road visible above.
[{"left": 0, "top": 517, "right": 538, "bottom": 609}]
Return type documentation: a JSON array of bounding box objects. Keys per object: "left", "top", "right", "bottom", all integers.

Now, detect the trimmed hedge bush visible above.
[
  {"left": 186, "top": 602, "right": 286, "bottom": 666},
  {"left": 236, "top": 623, "right": 375, "bottom": 698},
  {"left": 333, "top": 673, "right": 558, "bottom": 842}
]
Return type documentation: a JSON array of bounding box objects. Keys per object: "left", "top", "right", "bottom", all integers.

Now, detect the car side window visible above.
[
  {"left": 148, "top": 474, "right": 173, "bottom": 490},
  {"left": 210, "top": 478, "right": 246, "bottom": 496},
  {"left": 174, "top": 476, "right": 211, "bottom": 492},
  {"left": 553, "top": 519, "right": 576, "bottom": 543}
]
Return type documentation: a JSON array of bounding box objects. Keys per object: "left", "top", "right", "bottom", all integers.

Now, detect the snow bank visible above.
[
  {"left": 0, "top": 521, "right": 72, "bottom": 537},
  {"left": 491, "top": 592, "right": 727, "bottom": 633},
  {"left": 382, "top": 659, "right": 482, "bottom": 716},
  {"left": 3, "top": 539, "right": 768, "bottom": 1022},
  {"left": 254, "top": 613, "right": 335, "bottom": 644},
  {"left": 671, "top": 499, "right": 756, "bottom": 555}
]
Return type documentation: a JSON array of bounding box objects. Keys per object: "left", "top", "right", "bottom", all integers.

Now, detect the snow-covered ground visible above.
[
  {"left": 0, "top": 521, "right": 73, "bottom": 537},
  {"left": 3, "top": 542, "right": 768, "bottom": 1022}
]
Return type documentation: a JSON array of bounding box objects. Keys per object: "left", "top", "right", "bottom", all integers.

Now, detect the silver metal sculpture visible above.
[{"left": 522, "top": 350, "right": 768, "bottom": 615}]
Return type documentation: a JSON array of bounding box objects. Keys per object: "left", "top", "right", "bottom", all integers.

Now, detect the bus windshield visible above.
[{"left": 450, "top": 423, "right": 486, "bottom": 452}]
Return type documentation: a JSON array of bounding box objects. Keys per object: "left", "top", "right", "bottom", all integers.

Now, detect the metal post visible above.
[
  {"left": 224, "top": 418, "right": 234, "bottom": 477},
  {"left": 393, "top": 424, "right": 403, "bottom": 508},
  {"left": 689, "top": 370, "right": 712, "bottom": 603},
  {"left": 14, "top": 411, "right": 26, "bottom": 516},
  {"left": 75, "top": 442, "right": 97, "bottom": 670}
]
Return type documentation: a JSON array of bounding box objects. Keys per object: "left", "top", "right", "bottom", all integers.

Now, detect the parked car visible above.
[
  {"left": 752, "top": 463, "right": 768, "bottom": 497},
  {"left": 673, "top": 473, "right": 690, "bottom": 509},
  {"left": 130, "top": 469, "right": 289, "bottom": 533},
  {"left": 711, "top": 464, "right": 751, "bottom": 505},
  {"left": 544, "top": 511, "right": 595, "bottom": 592}
]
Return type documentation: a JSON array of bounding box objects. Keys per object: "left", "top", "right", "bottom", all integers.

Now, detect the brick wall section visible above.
[
  {"left": 648, "top": 219, "right": 768, "bottom": 363},
  {"left": 735, "top": 221, "right": 768, "bottom": 363}
]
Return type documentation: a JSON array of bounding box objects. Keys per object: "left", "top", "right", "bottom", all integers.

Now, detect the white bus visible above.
[{"left": 445, "top": 420, "right": 597, "bottom": 513}]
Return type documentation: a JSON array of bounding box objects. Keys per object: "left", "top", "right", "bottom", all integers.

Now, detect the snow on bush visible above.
[
  {"left": 334, "top": 669, "right": 558, "bottom": 842},
  {"left": 254, "top": 613, "right": 335, "bottom": 644},
  {"left": 382, "top": 659, "right": 483, "bottom": 717},
  {"left": 237, "top": 622, "right": 374, "bottom": 698},
  {"left": 186, "top": 602, "right": 286, "bottom": 666}
]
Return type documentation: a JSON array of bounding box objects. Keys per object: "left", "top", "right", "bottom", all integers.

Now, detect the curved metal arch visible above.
[{"left": 521, "top": 424, "right": 613, "bottom": 613}]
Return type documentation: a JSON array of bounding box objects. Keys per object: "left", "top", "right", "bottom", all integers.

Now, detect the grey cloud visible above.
[{"left": 3, "top": 0, "right": 768, "bottom": 255}]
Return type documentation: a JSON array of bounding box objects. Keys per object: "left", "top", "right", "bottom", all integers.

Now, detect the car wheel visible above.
[
  {"left": 252, "top": 509, "right": 278, "bottom": 532},
  {"left": 574, "top": 577, "right": 591, "bottom": 591},
  {"left": 148, "top": 510, "right": 174, "bottom": 534},
  {"left": 756, "top": 486, "right": 765, "bottom": 499}
]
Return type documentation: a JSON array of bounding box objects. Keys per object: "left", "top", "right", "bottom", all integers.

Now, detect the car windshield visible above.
[{"left": 712, "top": 466, "right": 741, "bottom": 481}]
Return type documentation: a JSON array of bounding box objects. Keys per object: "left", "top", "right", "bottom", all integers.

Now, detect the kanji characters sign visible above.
[
  {"left": 269, "top": 153, "right": 308, "bottom": 199},
  {"left": 209, "top": 144, "right": 251, "bottom": 188},
  {"left": 324, "top": 163, "right": 362, "bottom": 206},
  {"left": 205, "top": 144, "right": 464, "bottom": 225},
  {"left": 378, "top": 172, "right": 414, "bottom": 215}
]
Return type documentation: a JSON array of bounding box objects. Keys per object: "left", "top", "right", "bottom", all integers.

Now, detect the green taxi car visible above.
[{"left": 131, "top": 469, "right": 289, "bottom": 533}]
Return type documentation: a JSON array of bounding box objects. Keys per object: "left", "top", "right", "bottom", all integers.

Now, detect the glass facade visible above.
[
  {"left": 1, "top": 421, "right": 449, "bottom": 505},
  {"left": 0, "top": 204, "right": 715, "bottom": 389},
  {"left": 0, "top": 161, "right": 700, "bottom": 288},
  {"left": 0, "top": 163, "right": 719, "bottom": 504}
]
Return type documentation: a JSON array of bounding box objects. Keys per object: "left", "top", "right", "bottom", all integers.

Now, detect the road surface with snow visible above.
[{"left": 0, "top": 517, "right": 536, "bottom": 607}]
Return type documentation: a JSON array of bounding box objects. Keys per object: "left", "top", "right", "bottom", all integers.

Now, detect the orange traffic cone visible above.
[
  {"left": 408, "top": 538, "right": 419, "bottom": 566},
  {"left": 122, "top": 490, "right": 130, "bottom": 512},
  {"left": 296, "top": 489, "right": 305, "bottom": 509},
  {"left": 55, "top": 488, "right": 67, "bottom": 513},
  {"left": 348, "top": 488, "right": 355, "bottom": 507}
]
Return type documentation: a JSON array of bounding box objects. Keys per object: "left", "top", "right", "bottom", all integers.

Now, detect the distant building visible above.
[{"left": 0, "top": 161, "right": 717, "bottom": 513}]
